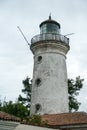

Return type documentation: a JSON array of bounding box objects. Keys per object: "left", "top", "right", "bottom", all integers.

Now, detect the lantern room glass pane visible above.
[{"left": 40, "top": 23, "right": 60, "bottom": 34}]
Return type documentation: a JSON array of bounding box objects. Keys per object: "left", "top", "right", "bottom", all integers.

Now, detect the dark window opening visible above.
[
  {"left": 38, "top": 56, "right": 42, "bottom": 62},
  {"left": 35, "top": 104, "right": 41, "bottom": 111},
  {"left": 35, "top": 78, "right": 41, "bottom": 86}
]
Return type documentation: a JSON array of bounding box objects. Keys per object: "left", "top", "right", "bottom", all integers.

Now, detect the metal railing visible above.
[{"left": 31, "top": 33, "right": 69, "bottom": 45}]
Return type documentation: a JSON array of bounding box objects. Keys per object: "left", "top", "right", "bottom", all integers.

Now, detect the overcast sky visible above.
[{"left": 0, "top": 0, "right": 87, "bottom": 112}]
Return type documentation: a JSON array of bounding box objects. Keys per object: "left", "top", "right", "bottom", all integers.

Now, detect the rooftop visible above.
[
  {"left": 39, "top": 17, "right": 61, "bottom": 29},
  {"left": 0, "top": 111, "right": 20, "bottom": 122},
  {"left": 1, "top": 111, "right": 87, "bottom": 129},
  {"left": 41, "top": 112, "right": 87, "bottom": 128}
]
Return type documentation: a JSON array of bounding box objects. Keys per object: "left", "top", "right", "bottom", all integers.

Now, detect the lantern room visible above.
[{"left": 39, "top": 15, "right": 60, "bottom": 34}]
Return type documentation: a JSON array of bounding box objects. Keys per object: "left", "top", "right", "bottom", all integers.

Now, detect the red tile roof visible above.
[
  {"left": 41, "top": 112, "right": 87, "bottom": 127},
  {"left": 0, "top": 111, "right": 20, "bottom": 122},
  {"left": 1, "top": 111, "right": 87, "bottom": 129}
]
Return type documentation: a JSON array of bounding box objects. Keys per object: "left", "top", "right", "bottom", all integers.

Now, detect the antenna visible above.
[
  {"left": 17, "top": 26, "right": 30, "bottom": 46},
  {"left": 64, "top": 33, "right": 75, "bottom": 37},
  {"left": 49, "top": 13, "right": 51, "bottom": 20}
]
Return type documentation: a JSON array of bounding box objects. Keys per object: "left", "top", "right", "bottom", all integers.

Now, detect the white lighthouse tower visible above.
[{"left": 30, "top": 16, "right": 70, "bottom": 115}]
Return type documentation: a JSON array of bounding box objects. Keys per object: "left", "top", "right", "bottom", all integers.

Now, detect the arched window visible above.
[
  {"left": 35, "top": 104, "right": 42, "bottom": 112},
  {"left": 35, "top": 78, "right": 41, "bottom": 87},
  {"left": 37, "top": 56, "right": 42, "bottom": 63}
]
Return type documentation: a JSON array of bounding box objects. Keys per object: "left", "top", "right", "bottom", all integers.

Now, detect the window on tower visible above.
[
  {"left": 35, "top": 78, "right": 41, "bottom": 86},
  {"left": 37, "top": 56, "right": 42, "bottom": 63},
  {"left": 35, "top": 104, "right": 42, "bottom": 113}
]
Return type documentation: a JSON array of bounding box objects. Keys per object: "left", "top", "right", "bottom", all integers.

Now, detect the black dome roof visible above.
[{"left": 39, "top": 16, "right": 60, "bottom": 29}]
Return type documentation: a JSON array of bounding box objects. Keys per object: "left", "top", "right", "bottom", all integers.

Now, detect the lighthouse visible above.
[{"left": 30, "top": 16, "right": 70, "bottom": 115}]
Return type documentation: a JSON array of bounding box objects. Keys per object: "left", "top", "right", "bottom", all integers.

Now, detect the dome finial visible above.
[{"left": 49, "top": 13, "right": 51, "bottom": 20}]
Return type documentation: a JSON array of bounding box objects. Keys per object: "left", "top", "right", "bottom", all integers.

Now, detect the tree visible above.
[
  {"left": 0, "top": 100, "right": 30, "bottom": 120},
  {"left": 0, "top": 99, "right": 2, "bottom": 111},
  {"left": 19, "top": 76, "right": 84, "bottom": 112},
  {"left": 18, "top": 77, "right": 32, "bottom": 109},
  {"left": 68, "top": 76, "right": 84, "bottom": 112}
]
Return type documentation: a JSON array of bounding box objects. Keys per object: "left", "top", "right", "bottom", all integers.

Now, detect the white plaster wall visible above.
[
  {"left": 30, "top": 43, "right": 69, "bottom": 115},
  {"left": 15, "top": 124, "right": 59, "bottom": 130}
]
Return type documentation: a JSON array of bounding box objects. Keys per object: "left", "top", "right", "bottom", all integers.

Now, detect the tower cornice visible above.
[{"left": 30, "top": 41, "right": 69, "bottom": 57}]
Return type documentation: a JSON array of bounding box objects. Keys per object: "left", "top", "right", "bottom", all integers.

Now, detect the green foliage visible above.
[
  {"left": 18, "top": 77, "right": 32, "bottom": 109},
  {"left": 0, "top": 100, "right": 2, "bottom": 111},
  {"left": 28, "top": 115, "right": 41, "bottom": 125},
  {"left": 0, "top": 75, "right": 84, "bottom": 121},
  {"left": 26, "top": 115, "right": 48, "bottom": 126},
  {"left": 0, "top": 76, "right": 31, "bottom": 120},
  {"left": 68, "top": 76, "right": 84, "bottom": 112},
  {"left": 0, "top": 100, "right": 30, "bottom": 120},
  {"left": 18, "top": 76, "right": 84, "bottom": 113}
]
